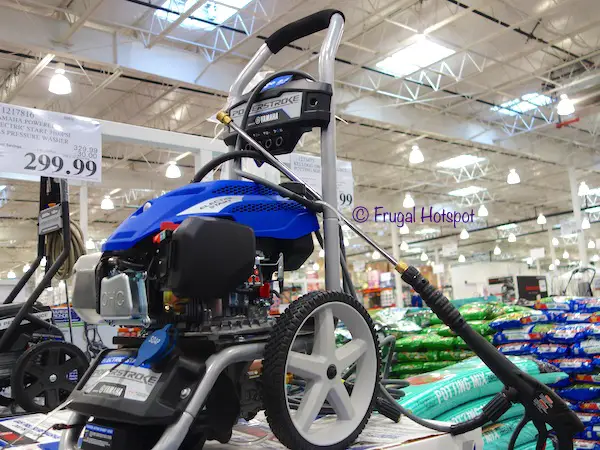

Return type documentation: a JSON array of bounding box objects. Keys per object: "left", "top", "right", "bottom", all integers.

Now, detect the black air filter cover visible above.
[{"left": 167, "top": 217, "right": 256, "bottom": 299}]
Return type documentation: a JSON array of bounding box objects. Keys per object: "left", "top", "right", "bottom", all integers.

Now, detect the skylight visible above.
[
  {"left": 415, "top": 228, "right": 440, "bottom": 235},
  {"left": 497, "top": 223, "right": 518, "bottom": 231},
  {"left": 156, "top": 0, "right": 252, "bottom": 31},
  {"left": 491, "top": 92, "right": 552, "bottom": 116},
  {"left": 437, "top": 155, "right": 485, "bottom": 170},
  {"left": 448, "top": 186, "right": 486, "bottom": 197},
  {"left": 376, "top": 36, "right": 455, "bottom": 78}
]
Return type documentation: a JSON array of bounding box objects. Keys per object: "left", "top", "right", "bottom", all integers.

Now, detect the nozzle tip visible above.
[{"left": 216, "top": 111, "right": 232, "bottom": 124}]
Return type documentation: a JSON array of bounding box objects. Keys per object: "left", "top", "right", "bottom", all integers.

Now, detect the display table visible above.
[{"left": 0, "top": 411, "right": 482, "bottom": 450}]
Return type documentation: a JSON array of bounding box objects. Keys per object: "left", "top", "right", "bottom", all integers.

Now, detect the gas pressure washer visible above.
[{"left": 59, "top": 9, "right": 582, "bottom": 450}]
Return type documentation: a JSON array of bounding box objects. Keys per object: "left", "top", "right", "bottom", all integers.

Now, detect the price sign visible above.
[
  {"left": 284, "top": 153, "right": 354, "bottom": 210},
  {"left": 0, "top": 103, "right": 102, "bottom": 182}
]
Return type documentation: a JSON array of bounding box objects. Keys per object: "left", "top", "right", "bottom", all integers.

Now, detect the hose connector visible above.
[{"left": 216, "top": 111, "right": 232, "bottom": 124}]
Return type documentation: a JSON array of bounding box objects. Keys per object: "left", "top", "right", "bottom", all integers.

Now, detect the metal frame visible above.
[{"left": 59, "top": 344, "right": 266, "bottom": 450}]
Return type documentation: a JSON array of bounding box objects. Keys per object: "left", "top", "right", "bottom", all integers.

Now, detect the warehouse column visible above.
[
  {"left": 79, "top": 183, "right": 88, "bottom": 243},
  {"left": 547, "top": 228, "right": 557, "bottom": 268},
  {"left": 568, "top": 167, "right": 589, "bottom": 267},
  {"left": 390, "top": 223, "right": 402, "bottom": 306}
]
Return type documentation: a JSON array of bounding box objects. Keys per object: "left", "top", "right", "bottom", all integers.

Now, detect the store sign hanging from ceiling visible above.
[{"left": 0, "top": 102, "right": 102, "bottom": 182}]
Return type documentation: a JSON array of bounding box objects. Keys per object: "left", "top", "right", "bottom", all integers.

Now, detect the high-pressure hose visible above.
[{"left": 45, "top": 219, "right": 86, "bottom": 280}]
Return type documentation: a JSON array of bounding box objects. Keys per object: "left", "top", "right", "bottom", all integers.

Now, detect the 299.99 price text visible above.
[{"left": 23, "top": 152, "right": 98, "bottom": 177}]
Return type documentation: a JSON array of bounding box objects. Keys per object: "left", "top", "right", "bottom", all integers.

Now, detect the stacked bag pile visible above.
[
  {"left": 491, "top": 296, "right": 600, "bottom": 450},
  {"left": 377, "top": 302, "right": 522, "bottom": 378}
]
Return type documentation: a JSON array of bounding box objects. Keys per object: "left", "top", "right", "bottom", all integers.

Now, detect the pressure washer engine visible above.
[{"left": 61, "top": 9, "right": 583, "bottom": 450}]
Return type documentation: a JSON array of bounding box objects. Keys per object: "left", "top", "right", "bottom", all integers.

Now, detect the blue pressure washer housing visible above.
[{"left": 102, "top": 180, "right": 319, "bottom": 252}]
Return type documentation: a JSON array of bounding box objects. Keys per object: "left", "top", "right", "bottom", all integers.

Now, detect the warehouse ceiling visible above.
[{"left": 1, "top": 0, "right": 600, "bottom": 276}]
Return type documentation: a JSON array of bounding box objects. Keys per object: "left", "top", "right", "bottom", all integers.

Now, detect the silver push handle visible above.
[{"left": 227, "top": 10, "right": 345, "bottom": 106}]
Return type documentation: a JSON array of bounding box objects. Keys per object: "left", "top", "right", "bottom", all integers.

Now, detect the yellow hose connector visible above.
[{"left": 216, "top": 111, "right": 232, "bottom": 124}]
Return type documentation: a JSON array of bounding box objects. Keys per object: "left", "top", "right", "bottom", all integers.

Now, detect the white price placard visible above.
[
  {"left": 442, "top": 242, "right": 458, "bottom": 257},
  {"left": 0, "top": 103, "right": 102, "bottom": 182},
  {"left": 284, "top": 153, "right": 354, "bottom": 210},
  {"left": 530, "top": 247, "right": 545, "bottom": 259}
]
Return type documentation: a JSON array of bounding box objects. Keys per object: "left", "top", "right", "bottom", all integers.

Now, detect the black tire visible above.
[
  {"left": 11, "top": 341, "right": 89, "bottom": 413},
  {"left": 263, "top": 291, "right": 380, "bottom": 450}
]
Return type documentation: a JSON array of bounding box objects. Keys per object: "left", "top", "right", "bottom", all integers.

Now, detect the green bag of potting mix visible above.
[
  {"left": 399, "top": 356, "right": 567, "bottom": 419},
  {"left": 435, "top": 394, "right": 524, "bottom": 423}
]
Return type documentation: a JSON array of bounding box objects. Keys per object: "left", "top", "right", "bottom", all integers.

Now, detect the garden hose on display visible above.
[
  {"left": 45, "top": 219, "right": 86, "bottom": 280},
  {"left": 214, "top": 68, "right": 585, "bottom": 448}
]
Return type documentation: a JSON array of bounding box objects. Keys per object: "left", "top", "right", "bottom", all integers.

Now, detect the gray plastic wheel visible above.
[{"left": 263, "top": 291, "right": 380, "bottom": 449}]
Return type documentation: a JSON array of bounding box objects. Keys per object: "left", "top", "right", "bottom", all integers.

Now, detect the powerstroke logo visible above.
[
  {"left": 230, "top": 93, "right": 301, "bottom": 118},
  {"left": 92, "top": 367, "right": 159, "bottom": 386}
]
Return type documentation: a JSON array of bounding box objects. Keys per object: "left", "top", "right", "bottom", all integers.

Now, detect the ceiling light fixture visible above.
[
  {"left": 22, "top": 264, "right": 31, "bottom": 273},
  {"left": 563, "top": 250, "right": 569, "bottom": 259},
  {"left": 526, "top": 257, "right": 534, "bottom": 265},
  {"left": 312, "top": 262, "right": 320, "bottom": 271},
  {"left": 589, "top": 240, "right": 596, "bottom": 249},
  {"left": 372, "top": 250, "right": 381, "bottom": 260},
  {"left": 478, "top": 204, "right": 488, "bottom": 217},
  {"left": 403, "top": 193, "right": 415, "bottom": 208},
  {"left": 557, "top": 94, "right": 575, "bottom": 116},
  {"left": 593, "top": 254, "right": 600, "bottom": 263},
  {"left": 582, "top": 217, "right": 591, "bottom": 230},
  {"left": 507, "top": 169, "right": 520, "bottom": 185},
  {"left": 318, "top": 249, "right": 325, "bottom": 258},
  {"left": 508, "top": 233, "right": 516, "bottom": 243},
  {"left": 400, "top": 241, "right": 409, "bottom": 251},
  {"left": 579, "top": 181, "right": 590, "bottom": 196},
  {"left": 458, "top": 254, "right": 466, "bottom": 263},
  {"left": 399, "top": 224, "right": 409, "bottom": 235},
  {"left": 344, "top": 237, "right": 349, "bottom": 247},
  {"left": 552, "top": 237, "right": 559, "bottom": 246},
  {"left": 48, "top": 63, "right": 72, "bottom": 95},
  {"left": 7, "top": 270, "right": 16, "bottom": 279},
  {"left": 549, "top": 264, "right": 556, "bottom": 271},
  {"left": 537, "top": 213, "right": 546, "bottom": 225},
  {"left": 420, "top": 252, "right": 428, "bottom": 262},
  {"left": 555, "top": 258, "right": 560, "bottom": 266},
  {"left": 165, "top": 161, "right": 182, "bottom": 179},
  {"left": 494, "top": 245, "right": 501, "bottom": 255},
  {"left": 40, "top": 257, "right": 46, "bottom": 268},
  {"left": 460, "top": 229, "right": 469, "bottom": 240},
  {"left": 86, "top": 239, "right": 96, "bottom": 251},
  {"left": 409, "top": 145, "right": 424, "bottom": 164},
  {"left": 100, "top": 195, "right": 114, "bottom": 210}
]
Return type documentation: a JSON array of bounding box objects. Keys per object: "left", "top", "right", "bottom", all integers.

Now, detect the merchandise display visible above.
[{"left": 1, "top": 0, "right": 599, "bottom": 449}]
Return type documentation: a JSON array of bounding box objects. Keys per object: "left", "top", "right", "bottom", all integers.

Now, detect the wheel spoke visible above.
[
  {"left": 293, "top": 380, "right": 329, "bottom": 433},
  {"left": 335, "top": 339, "right": 367, "bottom": 371},
  {"left": 46, "top": 348, "right": 61, "bottom": 367},
  {"left": 327, "top": 382, "right": 355, "bottom": 420},
  {"left": 45, "top": 388, "right": 60, "bottom": 408},
  {"left": 287, "top": 352, "right": 325, "bottom": 380},
  {"left": 25, "top": 364, "right": 46, "bottom": 379},
  {"left": 312, "top": 306, "right": 336, "bottom": 359},
  {"left": 24, "top": 381, "right": 44, "bottom": 398}
]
